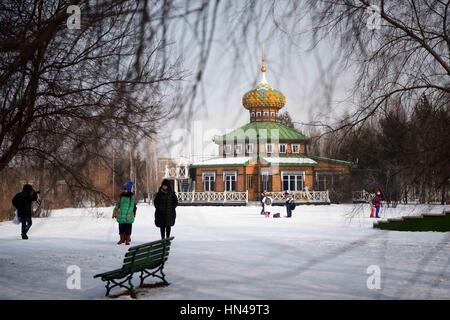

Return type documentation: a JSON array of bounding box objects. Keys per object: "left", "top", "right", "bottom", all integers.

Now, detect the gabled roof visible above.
[
  {"left": 214, "top": 121, "right": 308, "bottom": 142},
  {"left": 190, "top": 155, "right": 319, "bottom": 168}
]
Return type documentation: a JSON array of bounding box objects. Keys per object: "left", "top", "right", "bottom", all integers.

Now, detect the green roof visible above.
[{"left": 215, "top": 121, "right": 308, "bottom": 142}]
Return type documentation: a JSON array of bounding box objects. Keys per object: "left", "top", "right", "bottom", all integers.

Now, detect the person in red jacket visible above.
[{"left": 370, "top": 189, "right": 383, "bottom": 218}]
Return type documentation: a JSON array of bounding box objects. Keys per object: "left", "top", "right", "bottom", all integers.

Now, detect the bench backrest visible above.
[{"left": 121, "top": 237, "right": 174, "bottom": 274}]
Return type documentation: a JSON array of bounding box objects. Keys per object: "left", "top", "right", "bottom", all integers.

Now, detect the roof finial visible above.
[
  {"left": 261, "top": 45, "right": 267, "bottom": 73},
  {"left": 260, "top": 45, "right": 268, "bottom": 84}
]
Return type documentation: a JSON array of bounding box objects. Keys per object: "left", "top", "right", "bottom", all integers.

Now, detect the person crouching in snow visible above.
[
  {"left": 261, "top": 191, "right": 273, "bottom": 218},
  {"left": 370, "top": 190, "right": 383, "bottom": 218},
  {"left": 113, "top": 182, "right": 137, "bottom": 245},
  {"left": 260, "top": 191, "right": 267, "bottom": 215}
]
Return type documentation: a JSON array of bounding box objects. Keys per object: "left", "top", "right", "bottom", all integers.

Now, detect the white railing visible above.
[
  {"left": 164, "top": 165, "right": 189, "bottom": 179},
  {"left": 176, "top": 191, "right": 248, "bottom": 204},
  {"left": 268, "top": 191, "right": 330, "bottom": 203},
  {"left": 352, "top": 190, "right": 374, "bottom": 203}
]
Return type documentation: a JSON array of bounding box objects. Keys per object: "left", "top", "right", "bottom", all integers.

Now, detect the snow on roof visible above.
[
  {"left": 191, "top": 156, "right": 251, "bottom": 167},
  {"left": 261, "top": 156, "right": 317, "bottom": 166}
]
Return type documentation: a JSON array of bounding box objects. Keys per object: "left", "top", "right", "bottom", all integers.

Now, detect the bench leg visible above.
[
  {"left": 139, "top": 266, "right": 169, "bottom": 287},
  {"left": 103, "top": 275, "right": 134, "bottom": 297},
  {"left": 105, "top": 281, "right": 112, "bottom": 297}
]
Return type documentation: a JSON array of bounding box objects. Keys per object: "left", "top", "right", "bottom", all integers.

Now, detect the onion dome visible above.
[{"left": 242, "top": 49, "right": 286, "bottom": 110}]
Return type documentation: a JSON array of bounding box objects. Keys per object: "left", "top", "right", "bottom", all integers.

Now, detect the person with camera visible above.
[{"left": 12, "top": 184, "right": 40, "bottom": 240}]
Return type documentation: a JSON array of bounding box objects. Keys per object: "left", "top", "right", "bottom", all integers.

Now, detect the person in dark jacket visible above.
[
  {"left": 284, "top": 191, "right": 294, "bottom": 218},
  {"left": 12, "top": 184, "right": 39, "bottom": 239},
  {"left": 154, "top": 179, "right": 178, "bottom": 239}
]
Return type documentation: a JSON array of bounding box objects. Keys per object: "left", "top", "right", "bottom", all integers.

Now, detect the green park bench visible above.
[{"left": 94, "top": 237, "right": 174, "bottom": 297}]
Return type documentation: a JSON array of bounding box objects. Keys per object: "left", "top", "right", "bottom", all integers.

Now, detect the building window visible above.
[
  {"left": 292, "top": 144, "right": 300, "bottom": 153},
  {"left": 247, "top": 175, "right": 254, "bottom": 189},
  {"left": 271, "top": 112, "right": 275, "bottom": 117},
  {"left": 235, "top": 144, "right": 243, "bottom": 154},
  {"left": 282, "top": 171, "right": 304, "bottom": 191},
  {"left": 315, "top": 173, "right": 340, "bottom": 191},
  {"left": 251, "top": 112, "right": 255, "bottom": 117},
  {"left": 247, "top": 143, "right": 254, "bottom": 154},
  {"left": 256, "top": 112, "right": 261, "bottom": 117},
  {"left": 224, "top": 144, "right": 232, "bottom": 154},
  {"left": 266, "top": 143, "right": 273, "bottom": 153},
  {"left": 263, "top": 111, "right": 269, "bottom": 117},
  {"left": 224, "top": 171, "right": 237, "bottom": 191},
  {"left": 203, "top": 172, "right": 216, "bottom": 192},
  {"left": 261, "top": 171, "right": 272, "bottom": 192},
  {"left": 279, "top": 144, "right": 287, "bottom": 153}
]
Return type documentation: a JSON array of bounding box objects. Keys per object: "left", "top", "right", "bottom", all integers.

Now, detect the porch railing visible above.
[
  {"left": 352, "top": 190, "right": 374, "bottom": 203},
  {"left": 267, "top": 191, "right": 330, "bottom": 203},
  {"left": 176, "top": 191, "right": 248, "bottom": 204},
  {"left": 176, "top": 190, "right": 330, "bottom": 204}
]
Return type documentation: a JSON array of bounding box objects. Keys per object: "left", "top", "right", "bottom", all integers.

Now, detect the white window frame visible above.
[
  {"left": 256, "top": 111, "right": 261, "bottom": 117},
  {"left": 263, "top": 111, "right": 269, "bottom": 117},
  {"left": 261, "top": 169, "right": 271, "bottom": 192},
  {"left": 223, "top": 171, "right": 237, "bottom": 192},
  {"left": 247, "top": 143, "right": 254, "bottom": 154},
  {"left": 251, "top": 112, "right": 255, "bottom": 117},
  {"left": 292, "top": 144, "right": 300, "bottom": 154},
  {"left": 279, "top": 144, "right": 287, "bottom": 153},
  {"left": 224, "top": 144, "right": 232, "bottom": 154},
  {"left": 281, "top": 171, "right": 305, "bottom": 191},
  {"left": 202, "top": 172, "right": 216, "bottom": 192},
  {"left": 266, "top": 143, "right": 273, "bottom": 154},
  {"left": 270, "top": 112, "right": 275, "bottom": 117},
  {"left": 235, "top": 144, "right": 243, "bottom": 154}
]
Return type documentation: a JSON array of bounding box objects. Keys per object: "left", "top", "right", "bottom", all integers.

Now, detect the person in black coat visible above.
[
  {"left": 12, "top": 184, "right": 40, "bottom": 239},
  {"left": 154, "top": 179, "right": 178, "bottom": 239}
]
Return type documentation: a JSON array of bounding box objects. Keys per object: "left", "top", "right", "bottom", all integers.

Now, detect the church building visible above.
[{"left": 189, "top": 52, "right": 352, "bottom": 203}]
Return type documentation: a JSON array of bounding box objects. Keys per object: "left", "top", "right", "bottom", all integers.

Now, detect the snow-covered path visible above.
[{"left": 0, "top": 204, "right": 449, "bottom": 300}]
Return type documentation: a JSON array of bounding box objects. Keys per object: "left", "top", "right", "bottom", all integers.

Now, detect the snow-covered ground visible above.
[{"left": 0, "top": 204, "right": 449, "bottom": 300}]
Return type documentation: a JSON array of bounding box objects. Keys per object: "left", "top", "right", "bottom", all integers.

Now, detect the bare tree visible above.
[
  {"left": 304, "top": 0, "right": 450, "bottom": 132},
  {"left": 0, "top": 0, "right": 219, "bottom": 204}
]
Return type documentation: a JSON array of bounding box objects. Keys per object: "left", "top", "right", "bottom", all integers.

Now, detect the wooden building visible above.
[{"left": 188, "top": 54, "right": 352, "bottom": 204}]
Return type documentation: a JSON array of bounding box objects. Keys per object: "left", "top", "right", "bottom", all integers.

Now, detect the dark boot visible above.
[
  {"left": 117, "top": 234, "right": 125, "bottom": 245},
  {"left": 21, "top": 233, "right": 28, "bottom": 240},
  {"left": 125, "top": 234, "right": 131, "bottom": 245}
]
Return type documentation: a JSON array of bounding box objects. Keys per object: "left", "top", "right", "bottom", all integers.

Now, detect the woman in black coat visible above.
[{"left": 154, "top": 179, "right": 178, "bottom": 239}]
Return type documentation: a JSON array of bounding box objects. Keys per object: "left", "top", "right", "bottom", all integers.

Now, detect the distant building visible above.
[{"left": 189, "top": 52, "right": 352, "bottom": 202}]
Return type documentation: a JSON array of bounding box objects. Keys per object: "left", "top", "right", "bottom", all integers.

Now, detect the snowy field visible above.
[{"left": 0, "top": 203, "right": 449, "bottom": 300}]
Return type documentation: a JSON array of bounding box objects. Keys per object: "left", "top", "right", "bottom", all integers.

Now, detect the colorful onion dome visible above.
[
  {"left": 242, "top": 83, "right": 286, "bottom": 109},
  {"left": 242, "top": 48, "right": 286, "bottom": 109}
]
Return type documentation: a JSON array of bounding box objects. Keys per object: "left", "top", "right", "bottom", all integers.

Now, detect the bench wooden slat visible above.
[
  {"left": 123, "top": 247, "right": 171, "bottom": 264},
  {"left": 127, "top": 257, "right": 169, "bottom": 272},
  {"left": 124, "top": 243, "right": 169, "bottom": 258},
  {"left": 122, "top": 253, "right": 170, "bottom": 272},
  {"left": 126, "top": 238, "right": 173, "bottom": 251},
  {"left": 94, "top": 268, "right": 125, "bottom": 279}
]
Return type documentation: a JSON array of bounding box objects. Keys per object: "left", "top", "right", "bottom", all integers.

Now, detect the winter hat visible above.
[
  {"left": 122, "top": 181, "right": 133, "bottom": 192},
  {"left": 22, "top": 184, "right": 33, "bottom": 193},
  {"left": 160, "top": 179, "right": 172, "bottom": 192}
]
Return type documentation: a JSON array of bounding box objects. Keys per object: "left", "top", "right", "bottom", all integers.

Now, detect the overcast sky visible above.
[{"left": 155, "top": 3, "right": 358, "bottom": 161}]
